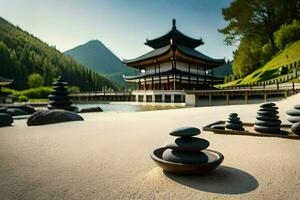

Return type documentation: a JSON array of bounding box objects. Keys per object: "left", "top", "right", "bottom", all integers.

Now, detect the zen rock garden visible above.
[
  {"left": 286, "top": 104, "right": 300, "bottom": 135},
  {"left": 27, "top": 76, "right": 83, "bottom": 126},
  {"left": 225, "top": 113, "right": 244, "bottom": 131},
  {"left": 254, "top": 102, "right": 283, "bottom": 134},
  {"left": 151, "top": 127, "right": 224, "bottom": 175}
]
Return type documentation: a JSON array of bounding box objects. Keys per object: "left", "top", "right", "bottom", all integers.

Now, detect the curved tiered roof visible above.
[
  {"left": 123, "top": 19, "right": 225, "bottom": 68},
  {"left": 145, "top": 19, "right": 204, "bottom": 49}
]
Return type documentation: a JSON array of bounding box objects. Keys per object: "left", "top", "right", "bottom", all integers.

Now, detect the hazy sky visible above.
[{"left": 0, "top": 0, "right": 235, "bottom": 60}]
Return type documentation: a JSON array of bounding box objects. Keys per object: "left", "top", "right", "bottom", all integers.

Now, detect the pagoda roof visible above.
[
  {"left": 145, "top": 19, "right": 204, "bottom": 49},
  {"left": 0, "top": 76, "right": 14, "bottom": 86},
  {"left": 123, "top": 44, "right": 225, "bottom": 67}
]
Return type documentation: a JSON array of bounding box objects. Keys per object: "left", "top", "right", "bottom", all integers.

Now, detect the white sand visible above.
[{"left": 0, "top": 94, "right": 300, "bottom": 200}]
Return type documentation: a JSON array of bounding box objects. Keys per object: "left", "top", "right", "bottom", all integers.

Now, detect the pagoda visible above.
[{"left": 123, "top": 19, "right": 225, "bottom": 91}]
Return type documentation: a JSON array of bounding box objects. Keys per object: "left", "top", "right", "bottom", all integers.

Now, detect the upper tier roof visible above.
[
  {"left": 145, "top": 19, "right": 204, "bottom": 49},
  {"left": 123, "top": 44, "right": 225, "bottom": 67}
]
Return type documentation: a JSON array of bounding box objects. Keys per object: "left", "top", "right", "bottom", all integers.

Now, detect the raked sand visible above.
[{"left": 0, "top": 95, "right": 300, "bottom": 200}]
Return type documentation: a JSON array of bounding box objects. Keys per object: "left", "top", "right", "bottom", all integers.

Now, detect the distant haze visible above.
[{"left": 0, "top": 0, "right": 235, "bottom": 60}]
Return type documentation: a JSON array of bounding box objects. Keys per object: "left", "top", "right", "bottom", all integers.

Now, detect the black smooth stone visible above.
[
  {"left": 1, "top": 105, "right": 36, "bottom": 114},
  {"left": 258, "top": 107, "right": 278, "bottom": 111},
  {"left": 48, "top": 95, "right": 70, "bottom": 101},
  {"left": 80, "top": 107, "right": 103, "bottom": 113},
  {"left": 170, "top": 127, "right": 200, "bottom": 137},
  {"left": 257, "top": 110, "right": 279, "bottom": 116},
  {"left": 254, "top": 125, "right": 281, "bottom": 134},
  {"left": 49, "top": 100, "right": 73, "bottom": 107},
  {"left": 227, "top": 118, "right": 242, "bottom": 124},
  {"left": 260, "top": 102, "right": 276, "bottom": 108},
  {"left": 287, "top": 116, "right": 300, "bottom": 123},
  {"left": 256, "top": 115, "right": 279, "bottom": 121},
  {"left": 47, "top": 105, "right": 78, "bottom": 112},
  {"left": 211, "top": 125, "right": 225, "bottom": 130},
  {"left": 165, "top": 137, "right": 210, "bottom": 151},
  {"left": 0, "top": 113, "right": 13, "bottom": 127},
  {"left": 254, "top": 119, "right": 281, "bottom": 126},
  {"left": 286, "top": 108, "right": 300, "bottom": 117},
  {"left": 162, "top": 149, "right": 209, "bottom": 164},
  {"left": 291, "top": 122, "right": 300, "bottom": 136},
  {"left": 293, "top": 104, "right": 300, "bottom": 110},
  {"left": 225, "top": 122, "right": 244, "bottom": 130},
  {"left": 6, "top": 108, "right": 27, "bottom": 116},
  {"left": 228, "top": 116, "right": 240, "bottom": 121},
  {"left": 229, "top": 113, "right": 238, "bottom": 118},
  {"left": 27, "top": 110, "right": 83, "bottom": 126}
]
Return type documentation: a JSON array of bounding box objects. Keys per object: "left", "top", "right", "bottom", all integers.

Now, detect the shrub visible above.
[
  {"left": 18, "top": 95, "right": 28, "bottom": 102},
  {"left": 27, "top": 73, "right": 45, "bottom": 88},
  {"left": 16, "top": 87, "right": 53, "bottom": 99}
]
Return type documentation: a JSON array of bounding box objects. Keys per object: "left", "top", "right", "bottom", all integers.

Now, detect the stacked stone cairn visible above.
[
  {"left": 225, "top": 113, "right": 244, "bottom": 131},
  {"left": 48, "top": 76, "right": 77, "bottom": 112},
  {"left": 254, "top": 102, "right": 282, "bottom": 134},
  {"left": 286, "top": 104, "right": 300, "bottom": 135},
  {"left": 162, "top": 127, "right": 210, "bottom": 164}
]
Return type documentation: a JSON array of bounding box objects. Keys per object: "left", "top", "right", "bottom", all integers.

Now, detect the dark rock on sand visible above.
[
  {"left": 27, "top": 110, "right": 83, "bottom": 126},
  {"left": 165, "top": 137, "right": 210, "bottom": 151},
  {"left": 169, "top": 127, "right": 200, "bottom": 137},
  {"left": 162, "top": 149, "right": 209, "bottom": 164},
  {"left": 0, "top": 113, "right": 13, "bottom": 127},
  {"left": 80, "top": 107, "right": 103, "bottom": 113},
  {"left": 291, "top": 122, "right": 300, "bottom": 135},
  {"left": 6, "top": 108, "right": 27, "bottom": 116}
]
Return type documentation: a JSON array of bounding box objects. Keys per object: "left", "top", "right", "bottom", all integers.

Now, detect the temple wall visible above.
[
  {"left": 144, "top": 61, "right": 207, "bottom": 75},
  {"left": 145, "top": 62, "right": 172, "bottom": 74}
]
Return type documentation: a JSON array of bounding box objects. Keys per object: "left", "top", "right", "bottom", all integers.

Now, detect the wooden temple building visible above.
[
  {"left": 123, "top": 19, "right": 225, "bottom": 91},
  {"left": 123, "top": 19, "right": 225, "bottom": 103}
]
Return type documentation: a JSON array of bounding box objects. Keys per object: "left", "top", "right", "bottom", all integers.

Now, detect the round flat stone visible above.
[
  {"left": 49, "top": 100, "right": 72, "bottom": 106},
  {"left": 260, "top": 102, "right": 276, "bottom": 108},
  {"left": 228, "top": 116, "right": 240, "bottom": 121},
  {"left": 165, "top": 137, "right": 209, "bottom": 151},
  {"left": 227, "top": 118, "right": 242, "bottom": 124},
  {"left": 162, "top": 149, "right": 209, "bottom": 164},
  {"left": 0, "top": 113, "right": 13, "bottom": 127},
  {"left": 287, "top": 116, "right": 300, "bottom": 123},
  {"left": 256, "top": 115, "right": 279, "bottom": 121},
  {"left": 225, "top": 122, "right": 244, "bottom": 130},
  {"left": 259, "top": 107, "right": 278, "bottom": 111},
  {"left": 257, "top": 110, "right": 279, "bottom": 116},
  {"left": 254, "top": 119, "right": 281, "bottom": 126},
  {"left": 229, "top": 113, "right": 238, "bottom": 118},
  {"left": 211, "top": 125, "right": 225, "bottom": 130},
  {"left": 286, "top": 108, "right": 300, "bottom": 116},
  {"left": 170, "top": 127, "right": 200, "bottom": 137},
  {"left": 254, "top": 125, "right": 281, "bottom": 134},
  {"left": 291, "top": 122, "right": 300, "bottom": 136},
  {"left": 293, "top": 104, "right": 300, "bottom": 109}
]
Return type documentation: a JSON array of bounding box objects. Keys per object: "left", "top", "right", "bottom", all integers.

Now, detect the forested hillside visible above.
[
  {"left": 0, "top": 17, "right": 117, "bottom": 91},
  {"left": 220, "top": 0, "right": 300, "bottom": 79}
]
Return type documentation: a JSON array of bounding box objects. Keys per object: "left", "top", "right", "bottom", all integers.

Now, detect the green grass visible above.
[
  {"left": 234, "top": 40, "right": 300, "bottom": 86},
  {"left": 216, "top": 79, "right": 242, "bottom": 88}
]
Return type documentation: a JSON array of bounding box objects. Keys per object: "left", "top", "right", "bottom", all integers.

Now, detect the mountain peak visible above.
[
  {"left": 86, "top": 39, "right": 103, "bottom": 46},
  {"left": 64, "top": 40, "right": 135, "bottom": 86}
]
